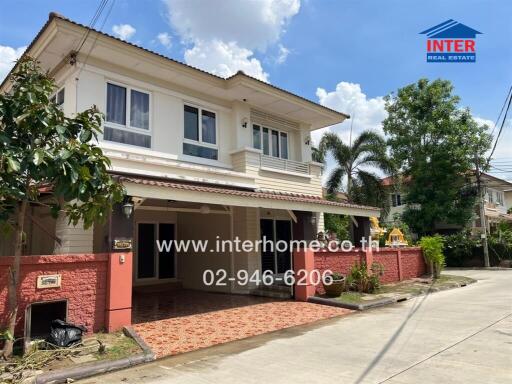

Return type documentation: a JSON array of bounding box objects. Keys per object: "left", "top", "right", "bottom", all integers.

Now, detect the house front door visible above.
[
  {"left": 260, "top": 219, "right": 292, "bottom": 275},
  {"left": 136, "top": 222, "right": 176, "bottom": 282}
]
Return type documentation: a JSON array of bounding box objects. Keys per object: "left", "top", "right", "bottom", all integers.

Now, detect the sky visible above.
[{"left": 1, "top": 0, "right": 511, "bottom": 182}]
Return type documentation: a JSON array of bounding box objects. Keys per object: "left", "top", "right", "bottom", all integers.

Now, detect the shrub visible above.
[
  {"left": 346, "top": 262, "right": 384, "bottom": 293},
  {"left": 419, "top": 235, "right": 445, "bottom": 278},
  {"left": 324, "top": 213, "right": 351, "bottom": 241},
  {"left": 443, "top": 231, "right": 481, "bottom": 267},
  {"left": 489, "top": 224, "right": 512, "bottom": 262}
]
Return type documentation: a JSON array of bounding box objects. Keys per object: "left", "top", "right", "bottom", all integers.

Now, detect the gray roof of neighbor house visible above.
[{"left": 1, "top": 12, "right": 349, "bottom": 123}]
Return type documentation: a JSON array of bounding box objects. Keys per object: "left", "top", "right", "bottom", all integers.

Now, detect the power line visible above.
[
  {"left": 490, "top": 85, "right": 512, "bottom": 137},
  {"left": 487, "top": 86, "right": 512, "bottom": 163},
  {"left": 74, "top": 0, "right": 110, "bottom": 55}
]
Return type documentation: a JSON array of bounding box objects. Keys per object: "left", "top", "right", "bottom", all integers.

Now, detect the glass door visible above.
[
  {"left": 136, "top": 222, "right": 176, "bottom": 281},
  {"left": 260, "top": 219, "right": 292, "bottom": 275}
]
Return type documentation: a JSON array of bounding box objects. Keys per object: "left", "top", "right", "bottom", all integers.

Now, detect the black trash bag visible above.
[{"left": 47, "top": 319, "right": 87, "bottom": 347}]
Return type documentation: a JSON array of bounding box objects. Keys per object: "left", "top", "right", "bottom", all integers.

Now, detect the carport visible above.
[{"left": 131, "top": 286, "right": 351, "bottom": 358}]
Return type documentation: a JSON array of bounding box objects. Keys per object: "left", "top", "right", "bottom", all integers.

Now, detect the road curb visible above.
[
  {"left": 309, "top": 278, "right": 477, "bottom": 311},
  {"left": 34, "top": 327, "right": 154, "bottom": 384}
]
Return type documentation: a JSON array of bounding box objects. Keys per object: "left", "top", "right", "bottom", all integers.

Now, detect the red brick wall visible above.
[
  {"left": 313, "top": 247, "right": 425, "bottom": 294},
  {"left": 373, "top": 249, "right": 401, "bottom": 284},
  {"left": 400, "top": 248, "right": 427, "bottom": 279},
  {"left": 0, "top": 254, "right": 109, "bottom": 335}
]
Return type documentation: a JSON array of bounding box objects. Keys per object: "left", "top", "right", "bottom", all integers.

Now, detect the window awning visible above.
[{"left": 117, "top": 175, "right": 381, "bottom": 217}]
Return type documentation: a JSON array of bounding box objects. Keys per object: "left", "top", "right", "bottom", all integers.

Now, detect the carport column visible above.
[
  {"left": 106, "top": 252, "right": 133, "bottom": 331},
  {"left": 105, "top": 202, "right": 134, "bottom": 331},
  {"left": 293, "top": 248, "right": 316, "bottom": 301}
]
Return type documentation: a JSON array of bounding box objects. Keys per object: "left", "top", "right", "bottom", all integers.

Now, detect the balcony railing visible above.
[{"left": 260, "top": 154, "right": 310, "bottom": 175}]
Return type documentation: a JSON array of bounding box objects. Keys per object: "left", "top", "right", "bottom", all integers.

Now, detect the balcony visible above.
[{"left": 260, "top": 154, "right": 310, "bottom": 175}]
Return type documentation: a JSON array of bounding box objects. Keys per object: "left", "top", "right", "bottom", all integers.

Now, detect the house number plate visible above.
[
  {"left": 37, "top": 274, "right": 62, "bottom": 289},
  {"left": 113, "top": 238, "right": 132, "bottom": 250}
]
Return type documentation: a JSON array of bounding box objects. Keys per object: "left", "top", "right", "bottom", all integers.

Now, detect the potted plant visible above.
[{"left": 322, "top": 272, "right": 346, "bottom": 296}]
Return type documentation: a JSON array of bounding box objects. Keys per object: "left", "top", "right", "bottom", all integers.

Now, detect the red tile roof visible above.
[{"left": 117, "top": 175, "right": 380, "bottom": 212}]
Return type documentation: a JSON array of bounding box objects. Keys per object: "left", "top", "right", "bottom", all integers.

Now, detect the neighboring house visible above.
[
  {"left": 381, "top": 173, "right": 512, "bottom": 233},
  {"left": 381, "top": 176, "right": 408, "bottom": 225},
  {"left": 0, "top": 13, "right": 380, "bottom": 298}
]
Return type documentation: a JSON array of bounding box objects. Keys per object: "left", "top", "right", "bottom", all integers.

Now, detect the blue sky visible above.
[{"left": 1, "top": 0, "right": 511, "bottom": 177}]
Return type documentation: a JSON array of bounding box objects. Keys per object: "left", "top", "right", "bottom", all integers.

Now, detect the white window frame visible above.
[
  {"left": 104, "top": 80, "right": 152, "bottom": 146},
  {"left": 496, "top": 191, "right": 504, "bottom": 205},
  {"left": 252, "top": 124, "right": 289, "bottom": 160},
  {"left": 183, "top": 103, "right": 218, "bottom": 150},
  {"left": 50, "top": 86, "right": 65, "bottom": 108}
]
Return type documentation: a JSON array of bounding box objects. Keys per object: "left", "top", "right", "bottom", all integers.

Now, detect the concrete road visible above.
[{"left": 80, "top": 270, "right": 512, "bottom": 384}]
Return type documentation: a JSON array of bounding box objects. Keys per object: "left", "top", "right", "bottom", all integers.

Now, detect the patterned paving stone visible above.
[{"left": 132, "top": 290, "right": 351, "bottom": 358}]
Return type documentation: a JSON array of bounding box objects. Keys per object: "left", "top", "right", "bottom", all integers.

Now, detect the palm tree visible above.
[{"left": 318, "top": 131, "right": 392, "bottom": 207}]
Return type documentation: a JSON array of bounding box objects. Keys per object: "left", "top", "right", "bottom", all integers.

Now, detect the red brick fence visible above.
[
  {"left": 294, "top": 247, "right": 426, "bottom": 299},
  {"left": 0, "top": 253, "right": 132, "bottom": 335}
]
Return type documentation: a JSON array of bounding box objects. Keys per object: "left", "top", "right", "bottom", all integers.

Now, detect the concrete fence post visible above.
[
  {"left": 106, "top": 252, "right": 133, "bottom": 332},
  {"left": 364, "top": 247, "right": 373, "bottom": 272},
  {"left": 397, "top": 249, "right": 403, "bottom": 281}
]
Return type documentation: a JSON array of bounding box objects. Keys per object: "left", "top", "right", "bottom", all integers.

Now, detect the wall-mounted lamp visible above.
[
  {"left": 241, "top": 117, "right": 248, "bottom": 129},
  {"left": 122, "top": 198, "right": 134, "bottom": 219}
]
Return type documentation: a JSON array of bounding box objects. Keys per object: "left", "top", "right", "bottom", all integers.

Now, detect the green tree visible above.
[
  {"left": 318, "top": 131, "right": 392, "bottom": 210},
  {"left": 383, "top": 79, "right": 491, "bottom": 235},
  {"left": 0, "top": 58, "right": 124, "bottom": 357}
]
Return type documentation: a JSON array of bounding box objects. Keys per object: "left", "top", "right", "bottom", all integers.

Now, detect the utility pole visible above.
[{"left": 475, "top": 159, "right": 490, "bottom": 267}]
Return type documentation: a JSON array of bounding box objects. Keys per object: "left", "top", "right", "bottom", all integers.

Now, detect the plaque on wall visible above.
[
  {"left": 113, "top": 238, "right": 132, "bottom": 250},
  {"left": 37, "top": 274, "right": 61, "bottom": 289}
]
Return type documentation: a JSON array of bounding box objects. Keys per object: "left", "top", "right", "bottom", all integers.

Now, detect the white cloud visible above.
[
  {"left": 112, "top": 24, "right": 136, "bottom": 41},
  {"left": 313, "top": 82, "right": 387, "bottom": 145},
  {"left": 184, "top": 40, "right": 268, "bottom": 81},
  {"left": 313, "top": 82, "right": 388, "bottom": 185},
  {"left": 0, "top": 45, "right": 26, "bottom": 82},
  {"left": 163, "top": 0, "right": 300, "bottom": 79},
  {"left": 276, "top": 44, "right": 290, "bottom": 64},
  {"left": 157, "top": 32, "right": 172, "bottom": 48}
]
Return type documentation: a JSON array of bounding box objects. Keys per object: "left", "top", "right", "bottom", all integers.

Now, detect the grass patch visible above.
[
  {"left": 325, "top": 274, "right": 476, "bottom": 305},
  {"left": 335, "top": 291, "right": 364, "bottom": 304},
  {"left": 93, "top": 332, "right": 141, "bottom": 361}
]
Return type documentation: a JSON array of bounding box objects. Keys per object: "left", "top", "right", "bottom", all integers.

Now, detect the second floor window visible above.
[
  {"left": 497, "top": 191, "right": 504, "bottom": 205},
  {"left": 104, "top": 82, "right": 151, "bottom": 148},
  {"left": 183, "top": 105, "right": 218, "bottom": 160},
  {"left": 50, "top": 88, "right": 65, "bottom": 107},
  {"left": 252, "top": 124, "right": 288, "bottom": 160}
]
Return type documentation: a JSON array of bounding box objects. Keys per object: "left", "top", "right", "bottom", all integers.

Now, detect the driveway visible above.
[{"left": 80, "top": 270, "right": 512, "bottom": 384}]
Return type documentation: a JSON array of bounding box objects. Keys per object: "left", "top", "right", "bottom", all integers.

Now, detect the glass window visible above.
[
  {"left": 130, "top": 89, "right": 149, "bottom": 130},
  {"left": 106, "top": 83, "right": 126, "bottom": 125},
  {"left": 391, "top": 193, "right": 402, "bottom": 207},
  {"left": 50, "top": 89, "right": 65, "bottom": 107},
  {"left": 271, "top": 129, "right": 279, "bottom": 157},
  {"left": 183, "top": 143, "right": 218, "bottom": 160},
  {"left": 104, "top": 127, "right": 151, "bottom": 148},
  {"left": 184, "top": 105, "right": 199, "bottom": 140},
  {"left": 201, "top": 110, "right": 216, "bottom": 144},
  {"left": 252, "top": 125, "right": 261, "bottom": 150},
  {"left": 280, "top": 132, "right": 288, "bottom": 159},
  {"left": 262, "top": 128, "right": 269, "bottom": 155}
]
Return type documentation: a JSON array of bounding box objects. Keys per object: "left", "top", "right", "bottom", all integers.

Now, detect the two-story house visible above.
[
  {"left": 0, "top": 13, "right": 380, "bottom": 300},
  {"left": 381, "top": 173, "right": 512, "bottom": 234}
]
